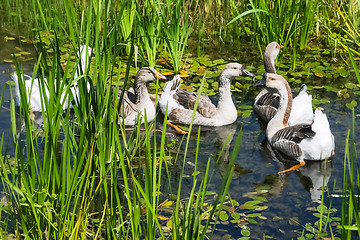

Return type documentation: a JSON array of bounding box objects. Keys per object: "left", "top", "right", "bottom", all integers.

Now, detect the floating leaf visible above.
[
  {"left": 323, "top": 85, "right": 338, "bottom": 93},
  {"left": 166, "top": 219, "right": 173, "bottom": 229},
  {"left": 213, "top": 59, "right": 225, "bottom": 64},
  {"left": 241, "top": 229, "right": 251, "bottom": 237},
  {"left": 345, "top": 82, "right": 358, "bottom": 90},
  {"left": 6, "top": 81, "right": 15, "bottom": 86},
  {"left": 314, "top": 72, "right": 323, "bottom": 78},
  {"left": 161, "top": 201, "right": 173, "bottom": 208},
  {"left": 231, "top": 212, "right": 240, "bottom": 220},
  {"left": 192, "top": 171, "right": 200, "bottom": 176},
  {"left": 337, "top": 67, "right": 350, "bottom": 77},
  {"left": 247, "top": 218, "right": 257, "bottom": 224},
  {"left": 19, "top": 51, "right": 31, "bottom": 56},
  {"left": 4, "top": 36, "right": 15, "bottom": 41},
  {"left": 238, "top": 105, "right": 253, "bottom": 110},
  {"left": 242, "top": 110, "right": 252, "bottom": 118},
  {"left": 305, "top": 233, "right": 315, "bottom": 239},
  {"left": 289, "top": 217, "right": 299, "bottom": 225},
  {"left": 219, "top": 211, "right": 229, "bottom": 221},
  {"left": 247, "top": 213, "right": 261, "bottom": 218},
  {"left": 158, "top": 215, "right": 170, "bottom": 221},
  {"left": 197, "top": 68, "right": 206, "bottom": 74}
]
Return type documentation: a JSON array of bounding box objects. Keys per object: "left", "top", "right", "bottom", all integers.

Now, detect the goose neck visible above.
[
  {"left": 134, "top": 81, "right": 149, "bottom": 103},
  {"left": 217, "top": 75, "right": 233, "bottom": 107},
  {"left": 269, "top": 80, "right": 292, "bottom": 127},
  {"left": 263, "top": 54, "right": 276, "bottom": 73}
]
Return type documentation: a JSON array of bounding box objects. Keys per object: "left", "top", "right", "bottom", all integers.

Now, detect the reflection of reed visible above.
[{"left": 259, "top": 139, "right": 332, "bottom": 201}]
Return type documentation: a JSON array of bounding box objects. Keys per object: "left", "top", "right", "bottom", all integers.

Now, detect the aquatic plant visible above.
[{"left": 0, "top": 1, "right": 247, "bottom": 239}]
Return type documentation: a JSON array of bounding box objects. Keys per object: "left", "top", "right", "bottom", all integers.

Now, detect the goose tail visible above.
[{"left": 159, "top": 75, "right": 181, "bottom": 115}]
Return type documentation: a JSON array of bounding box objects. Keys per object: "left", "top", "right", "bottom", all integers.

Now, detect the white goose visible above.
[
  {"left": 118, "top": 67, "right": 166, "bottom": 126},
  {"left": 254, "top": 73, "right": 335, "bottom": 172},
  {"left": 159, "top": 63, "right": 254, "bottom": 126},
  {"left": 12, "top": 45, "right": 93, "bottom": 112},
  {"left": 254, "top": 42, "right": 313, "bottom": 125}
]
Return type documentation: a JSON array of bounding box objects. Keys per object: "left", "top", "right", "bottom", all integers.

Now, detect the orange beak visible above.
[
  {"left": 155, "top": 71, "right": 166, "bottom": 80},
  {"left": 278, "top": 44, "right": 284, "bottom": 50}
]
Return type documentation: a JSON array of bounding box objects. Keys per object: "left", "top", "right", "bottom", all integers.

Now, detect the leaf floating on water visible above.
[
  {"left": 323, "top": 85, "right": 338, "bottom": 93},
  {"left": 219, "top": 211, "right": 229, "bottom": 221},
  {"left": 197, "top": 68, "right": 206, "bottom": 74},
  {"left": 314, "top": 72, "right": 323, "bottom": 77},
  {"left": 4, "top": 36, "right": 15, "bottom": 41},
  {"left": 19, "top": 51, "right": 31, "bottom": 56},
  {"left": 346, "top": 100, "right": 357, "bottom": 110},
  {"left": 6, "top": 81, "right": 15, "bottom": 86},
  {"left": 231, "top": 212, "right": 240, "bottom": 220},
  {"left": 289, "top": 216, "right": 299, "bottom": 225},
  {"left": 241, "top": 229, "right": 251, "bottom": 237},
  {"left": 11, "top": 53, "right": 21, "bottom": 57},
  {"left": 158, "top": 215, "right": 170, "bottom": 221},
  {"left": 345, "top": 82, "right": 359, "bottom": 90},
  {"left": 213, "top": 59, "right": 225, "bottom": 65}
]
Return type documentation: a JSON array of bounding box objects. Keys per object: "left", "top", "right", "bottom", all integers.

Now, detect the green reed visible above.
[
  {"left": 338, "top": 49, "right": 360, "bottom": 239},
  {"left": 136, "top": 0, "right": 162, "bottom": 67},
  {"left": 0, "top": 1, "right": 244, "bottom": 239}
]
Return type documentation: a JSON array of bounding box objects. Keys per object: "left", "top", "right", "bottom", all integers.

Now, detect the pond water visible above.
[{"left": 0, "top": 28, "right": 359, "bottom": 239}]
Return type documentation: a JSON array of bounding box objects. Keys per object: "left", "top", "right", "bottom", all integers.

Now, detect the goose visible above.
[
  {"left": 254, "top": 73, "right": 335, "bottom": 172},
  {"left": 254, "top": 42, "right": 313, "bottom": 125},
  {"left": 254, "top": 42, "right": 283, "bottom": 122},
  {"left": 117, "top": 67, "right": 166, "bottom": 126},
  {"left": 12, "top": 45, "right": 93, "bottom": 112},
  {"left": 159, "top": 63, "right": 254, "bottom": 127}
]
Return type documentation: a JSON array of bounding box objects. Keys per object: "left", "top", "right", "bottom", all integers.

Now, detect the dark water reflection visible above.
[{"left": 0, "top": 32, "right": 358, "bottom": 239}]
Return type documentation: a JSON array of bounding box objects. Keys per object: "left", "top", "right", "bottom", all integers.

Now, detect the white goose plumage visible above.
[
  {"left": 254, "top": 73, "right": 335, "bottom": 172},
  {"left": 254, "top": 42, "right": 313, "bottom": 125},
  {"left": 117, "top": 67, "right": 166, "bottom": 126},
  {"left": 12, "top": 45, "right": 92, "bottom": 112},
  {"left": 159, "top": 63, "right": 254, "bottom": 127}
]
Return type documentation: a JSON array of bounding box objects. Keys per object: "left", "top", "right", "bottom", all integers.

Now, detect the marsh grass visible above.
[
  {"left": 0, "top": 1, "right": 244, "bottom": 239},
  {"left": 338, "top": 49, "right": 360, "bottom": 239},
  {"left": 2, "top": 0, "right": 359, "bottom": 68}
]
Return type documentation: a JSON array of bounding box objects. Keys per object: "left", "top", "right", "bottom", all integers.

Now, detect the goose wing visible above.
[
  {"left": 271, "top": 124, "right": 316, "bottom": 159},
  {"left": 254, "top": 91, "right": 279, "bottom": 122},
  {"left": 118, "top": 90, "right": 138, "bottom": 118},
  {"left": 174, "top": 89, "right": 217, "bottom": 118}
]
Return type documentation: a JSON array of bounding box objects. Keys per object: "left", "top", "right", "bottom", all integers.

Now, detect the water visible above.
[{"left": 0, "top": 30, "right": 358, "bottom": 239}]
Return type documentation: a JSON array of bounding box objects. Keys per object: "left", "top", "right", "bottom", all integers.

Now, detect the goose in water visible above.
[
  {"left": 12, "top": 45, "right": 93, "bottom": 112},
  {"left": 118, "top": 67, "right": 166, "bottom": 126},
  {"left": 159, "top": 63, "right": 254, "bottom": 127},
  {"left": 254, "top": 42, "right": 283, "bottom": 122},
  {"left": 254, "top": 42, "right": 313, "bottom": 125},
  {"left": 254, "top": 73, "right": 335, "bottom": 172}
]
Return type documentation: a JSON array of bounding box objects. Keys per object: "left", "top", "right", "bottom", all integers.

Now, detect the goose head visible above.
[
  {"left": 253, "top": 73, "right": 289, "bottom": 93},
  {"left": 220, "top": 63, "right": 255, "bottom": 80},
  {"left": 263, "top": 42, "right": 283, "bottom": 73},
  {"left": 135, "top": 67, "right": 167, "bottom": 85}
]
